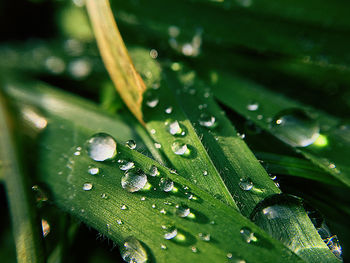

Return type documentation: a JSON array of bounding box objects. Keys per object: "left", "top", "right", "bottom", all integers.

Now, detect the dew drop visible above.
[
  {"left": 86, "top": 133, "right": 117, "bottom": 161},
  {"left": 325, "top": 235, "right": 342, "bottom": 260},
  {"left": 101, "top": 193, "right": 108, "bottom": 199},
  {"left": 146, "top": 97, "right": 159, "bottom": 108},
  {"left": 271, "top": 109, "right": 320, "bottom": 147},
  {"left": 140, "top": 196, "right": 146, "bottom": 201},
  {"left": 198, "top": 113, "right": 216, "bottom": 128},
  {"left": 165, "top": 106, "right": 173, "bottom": 114},
  {"left": 149, "top": 165, "right": 159, "bottom": 177},
  {"left": 83, "top": 183, "right": 93, "bottom": 191},
  {"left": 166, "top": 120, "right": 183, "bottom": 135},
  {"left": 240, "top": 227, "right": 257, "bottom": 243},
  {"left": 120, "top": 236, "right": 148, "bottom": 263},
  {"left": 203, "top": 170, "right": 208, "bottom": 176},
  {"left": 41, "top": 219, "right": 50, "bottom": 237},
  {"left": 239, "top": 178, "right": 253, "bottom": 191},
  {"left": 160, "top": 244, "right": 167, "bottom": 250},
  {"left": 171, "top": 141, "right": 190, "bottom": 156},
  {"left": 117, "top": 219, "right": 123, "bottom": 225},
  {"left": 121, "top": 171, "right": 148, "bottom": 192},
  {"left": 31, "top": 185, "right": 48, "bottom": 203},
  {"left": 198, "top": 233, "right": 211, "bottom": 241},
  {"left": 164, "top": 228, "right": 178, "bottom": 240},
  {"left": 154, "top": 143, "right": 162, "bottom": 149},
  {"left": 88, "top": 167, "right": 99, "bottom": 175},
  {"left": 160, "top": 208, "right": 167, "bottom": 214},
  {"left": 119, "top": 162, "right": 135, "bottom": 171},
  {"left": 74, "top": 151, "right": 81, "bottom": 156},
  {"left": 152, "top": 204, "right": 156, "bottom": 209},
  {"left": 247, "top": 102, "right": 259, "bottom": 111},
  {"left": 159, "top": 178, "right": 174, "bottom": 192},
  {"left": 176, "top": 206, "right": 190, "bottom": 217},
  {"left": 191, "top": 246, "right": 198, "bottom": 253},
  {"left": 125, "top": 140, "right": 137, "bottom": 150},
  {"left": 150, "top": 129, "right": 156, "bottom": 134},
  {"left": 121, "top": 204, "right": 128, "bottom": 210}
]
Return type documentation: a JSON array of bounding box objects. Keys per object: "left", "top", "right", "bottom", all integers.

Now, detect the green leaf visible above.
[
  {"left": 3, "top": 80, "right": 305, "bottom": 263},
  {"left": 211, "top": 72, "right": 350, "bottom": 188}
]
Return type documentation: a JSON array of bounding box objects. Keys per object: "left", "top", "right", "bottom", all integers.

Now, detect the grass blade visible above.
[
  {"left": 0, "top": 93, "right": 45, "bottom": 263},
  {"left": 211, "top": 72, "right": 350, "bottom": 188}
]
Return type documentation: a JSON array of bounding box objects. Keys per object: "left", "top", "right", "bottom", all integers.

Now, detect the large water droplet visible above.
[
  {"left": 121, "top": 171, "right": 148, "bottom": 192},
  {"left": 159, "top": 178, "right": 174, "bottom": 192},
  {"left": 83, "top": 183, "right": 93, "bottom": 191},
  {"left": 239, "top": 178, "right": 253, "bottom": 191},
  {"left": 198, "top": 113, "right": 216, "bottom": 128},
  {"left": 120, "top": 236, "right": 148, "bottom": 263},
  {"left": 271, "top": 109, "right": 320, "bottom": 147},
  {"left": 126, "top": 140, "right": 137, "bottom": 150},
  {"left": 240, "top": 227, "right": 257, "bottom": 243},
  {"left": 86, "top": 133, "right": 117, "bottom": 161},
  {"left": 171, "top": 141, "right": 190, "bottom": 156}
]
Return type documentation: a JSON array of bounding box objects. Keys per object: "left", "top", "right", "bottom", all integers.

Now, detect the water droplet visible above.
[
  {"left": 68, "top": 58, "right": 92, "bottom": 79},
  {"left": 271, "top": 109, "right": 320, "bottom": 147},
  {"left": 74, "top": 151, "right": 81, "bottom": 156},
  {"left": 164, "top": 227, "right": 178, "bottom": 240},
  {"left": 41, "top": 219, "right": 50, "bottom": 237},
  {"left": 101, "top": 193, "right": 108, "bottom": 199},
  {"left": 120, "top": 236, "right": 148, "bottom": 263},
  {"left": 171, "top": 141, "right": 190, "bottom": 156},
  {"left": 88, "top": 167, "right": 99, "bottom": 175},
  {"left": 121, "top": 171, "right": 148, "bottom": 192},
  {"left": 191, "top": 246, "right": 198, "bottom": 253},
  {"left": 149, "top": 165, "right": 159, "bottom": 177},
  {"left": 150, "top": 129, "right": 156, "bottom": 134},
  {"left": 165, "top": 106, "right": 173, "bottom": 114},
  {"left": 45, "top": 56, "right": 65, "bottom": 74},
  {"left": 166, "top": 120, "right": 184, "bottom": 135},
  {"left": 154, "top": 143, "right": 162, "bottom": 149},
  {"left": 31, "top": 185, "right": 48, "bottom": 203},
  {"left": 203, "top": 170, "right": 208, "bottom": 176},
  {"left": 86, "top": 133, "right": 117, "bottom": 161},
  {"left": 160, "top": 208, "right": 167, "bottom": 214},
  {"left": 152, "top": 204, "right": 156, "bottom": 209},
  {"left": 240, "top": 227, "right": 257, "bottom": 243},
  {"left": 176, "top": 206, "right": 190, "bottom": 217},
  {"left": 120, "top": 162, "right": 135, "bottom": 171},
  {"left": 140, "top": 196, "right": 146, "bottom": 201},
  {"left": 83, "top": 183, "right": 93, "bottom": 191},
  {"left": 198, "top": 104, "right": 207, "bottom": 110},
  {"left": 247, "top": 102, "right": 259, "bottom": 111},
  {"left": 117, "top": 219, "right": 123, "bottom": 225},
  {"left": 121, "top": 204, "right": 128, "bottom": 210},
  {"left": 325, "top": 235, "right": 342, "bottom": 259},
  {"left": 328, "top": 163, "right": 336, "bottom": 169},
  {"left": 150, "top": 49, "right": 158, "bottom": 59},
  {"left": 159, "top": 178, "right": 174, "bottom": 192},
  {"left": 198, "top": 113, "right": 216, "bottom": 128},
  {"left": 239, "top": 178, "right": 253, "bottom": 191},
  {"left": 198, "top": 233, "right": 211, "bottom": 241},
  {"left": 126, "top": 140, "right": 137, "bottom": 150},
  {"left": 160, "top": 244, "right": 167, "bottom": 250},
  {"left": 146, "top": 97, "right": 159, "bottom": 108}
]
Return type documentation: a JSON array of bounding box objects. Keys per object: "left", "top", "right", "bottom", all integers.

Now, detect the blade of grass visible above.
[
  {"left": 256, "top": 152, "right": 343, "bottom": 187},
  {"left": 211, "top": 72, "right": 350, "bottom": 188},
  {"left": 7, "top": 91, "right": 306, "bottom": 263},
  {"left": 86, "top": 0, "right": 146, "bottom": 124},
  {"left": 0, "top": 93, "right": 45, "bottom": 263}
]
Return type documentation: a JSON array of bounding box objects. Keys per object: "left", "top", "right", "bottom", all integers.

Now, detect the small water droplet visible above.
[
  {"left": 68, "top": 58, "right": 92, "bottom": 79},
  {"left": 203, "top": 170, "right": 208, "bottom": 176},
  {"left": 41, "top": 219, "right": 50, "bottom": 237},
  {"left": 239, "top": 178, "right": 253, "bottom": 191},
  {"left": 140, "top": 196, "right": 146, "bottom": 201},
  {"left": 150, "top": 49, "right": 158, "bottom": 59},
  {"left": 247, "top": 102, "right": 259, "bottom": 111},
  {"left": 117, "top": 219, "right": 123, "bottom": 225},
  {"left": 150, "top": 129, "right": 156, "bottom": 134},
  {"left": 120, "top": 236, "right": 148, "bottom": 263},
  {"left": 164, "top": 227, "right": 178, "bottom": 240},
  {"left": 160, "top": 244, "right": 167, "bottom": 250},
  {"left": 45, "top": 56, "right": 65, "bottom": 74},
  {"left": 198, "top": 233, "right": 211, "bottom": 241},
  {"left": 165, "top": 106, "right": 173, "bottom": 114},
  {"left": 146, "top": 97, "right": 159, "bottom": 108},
  {"left": 160, "top": 208, "right": 167, "bottom": 214},
  {"left": 83, "top": 183, "right": 93, "bottom": 191},
  {"left": 166, "top": 120, "right": 184, "bottom": 135},
  {"left": 88, "top": 167, "right": 99, "bottom": 175},
  {"left": 126, "top": 140, "right": 137, "bottom": 150},
  {"left": 240, "top": 227, "right": 257, "bottom": 243},
  {"left": 198, "top": 113, "right": 216, "bottom": 128},
  {"left": 152, "top": 204, "right": 156, "bottom": 208},
  {"left": 86, "top": 133, "right": 117, "bottom": 161},
  {"left": 272, "top": 109, "right": 320, "bottom": 147},
  {"left": 121, "top": 171, "right": 147, "bottom": 192},
  {"left": 149, "top": 165, "right": 159, "bottom": 176},
  {"left": 32, "top": 185, "right": 48, "bottom": 203},
  {"left": 176, "top": 206, "right": 190, "bottom": 217},
  {"left": 101, "top": 193, "right": 108, "bottom": 199},
  {"left": 191, "top": 246, "right": 198, "bottom": 253},
  {"left": 198, "top": 104, "right": 207, "bottom": 110},
  {"left": 159, "top": 178, "right": 174, "bottom": 192},
  {"left": 74, "top": 151, "right": 81, "bottom": 156},
  {"left": 119, "top": 162, "right": 135, "bottom": 171},
  {"left": 171, "top": 141, "right": 190, "bottom": 156},
  {"left": 328, "top": 163, "right": 336, "bottom": 169},
  {"left": 121, "top": 204, "right": 128, "bottom": 210},
  {"left": 154, "top": 143, "right": 162, "bottom": 149}
]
